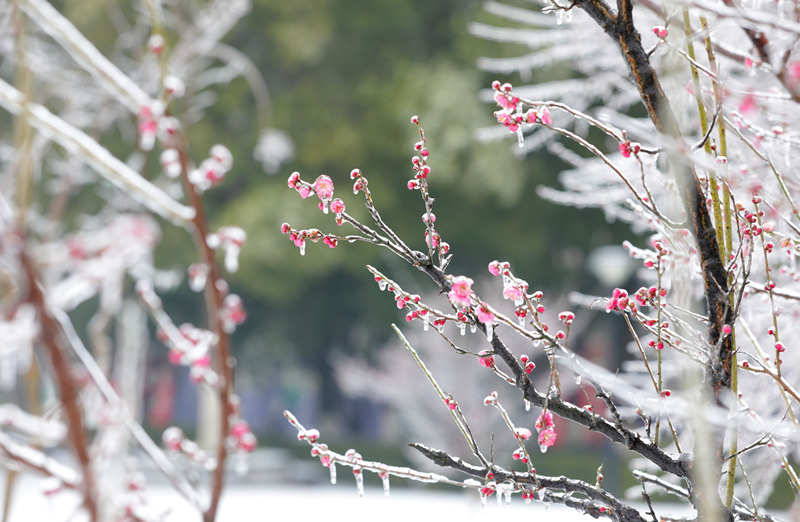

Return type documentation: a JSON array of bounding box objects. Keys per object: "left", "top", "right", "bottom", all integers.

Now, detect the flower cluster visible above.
[
  {"left": 188, "top": 144, "right": 234, "bottom": 192},
  {"left": 491, "top": 81, "right": 552, "bottom": 135},
  {"left": 535, "top": 410, "right": 557, "bottom": 452},
  {"left": 605, "top": 288, "right": 637, "bottom": 314}
]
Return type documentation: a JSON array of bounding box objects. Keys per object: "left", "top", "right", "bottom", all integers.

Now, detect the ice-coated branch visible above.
[
  {"left": 410, "top": 442, "right": 648, "bottom": 522},
  {"left": 284, "top": 411, "right": 468, "bottom": 491},
  {"left": 16, "top": 0, "right": 152, "bottom": 111},
  {"left": 21, "top": 248, "right": 98, "bottom": 521},
  {"left": 51, "top": 301, "right": 207, "bottom": 512},
  {"left": 0, "top": 79, "right": 195, "bottom": 226},
  {"left": 0, "top": 431, "right": 81, "bottom": 490}
]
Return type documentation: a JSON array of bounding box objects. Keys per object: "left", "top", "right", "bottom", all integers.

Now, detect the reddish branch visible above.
[
  {"left": 176, "top": 142, "right": 232, "bottom": 522},
  {"left": 20, "top": 246, "right": 98, "bottom": 521}
]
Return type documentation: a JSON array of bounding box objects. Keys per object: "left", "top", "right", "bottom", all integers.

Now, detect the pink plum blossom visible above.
[{"left": 448, "top": 275, "right": 474, "bottom": 307}]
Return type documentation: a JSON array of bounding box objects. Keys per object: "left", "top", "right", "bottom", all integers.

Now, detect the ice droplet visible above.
[
  {"left": 354, "top": 469, "right": 364, "bottom": 497},
  {"left": 378, "top": 279, "right": 388, "bottom": 291},
  {"left": 574, "top": 374, "right": 582, "bottom": 386},
  {"left": 330, "top": 462, "right": 337, "bottom": 484},
  {"left": 539, "top": 443, "right": 549, "bottom": 454},
  {"left": 381, "top": 472, "right": 391, "bottom": 497},
  {"left": 485, "top": 323, "right": 494, "bottom": 343},
  {"left": 525, "top": 400, "right": 531, "bottom": 412},
  {"left": 435, "top": 321, "right": 444, "bottom": 333},
  {"left": 470, "top": 323, "right": 477, "bottom": 334}
]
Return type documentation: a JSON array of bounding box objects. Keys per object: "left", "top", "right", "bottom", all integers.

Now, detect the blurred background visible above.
[{"left": 41, "top": 0, "right": 636, "bottom": 496}]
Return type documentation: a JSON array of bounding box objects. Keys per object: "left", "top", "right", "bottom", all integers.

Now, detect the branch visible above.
[
  {"left": 0, "top": 79, "right": 195, "bottom": 226},
  {"left": 410, "top": 442, "right": 648, "bottom": 522},
  {"left": 21, "top": 247, "right": 98, "bottom": 521}
]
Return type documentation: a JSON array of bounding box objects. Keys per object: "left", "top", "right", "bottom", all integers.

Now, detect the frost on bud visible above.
[
  {"left": 160, "top": 149, "right": 182, "bottom": 178},
  {"left": 164, "top": 75, "right": 185, "bottom": 98},
  {"left": 188, "top": 263, "right": 209, "bottom": 292},
  {"left": 483, "top": 391, "right": 498, "bottom": 406},
  {"left": 514, "top": 427, "right": 532, "bottom": 440},
  {"left": 215, "top": 226, "right": 246, "bottom": 272},
  {"left": 220, "top": 294, "right": 247, "bottom": 333},
  {"left": 162, "top": 426, "right": 184, "bottom": 451},
  {"left": 148, "top": 34, "right": 165, "bottom": 54},
  {"left": 410, "top": 115, "right": 420, "bottom": 125}
]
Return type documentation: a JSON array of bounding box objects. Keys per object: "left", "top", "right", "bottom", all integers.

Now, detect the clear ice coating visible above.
[
  {"left": 381, "top": 472, "right": 390, "bottom": 496},
  {"left": 330, "top": 462, "right": 337, "bottom": 484},
  {"left": 355, "top": 469, "right": 364, "bottom": 497}
]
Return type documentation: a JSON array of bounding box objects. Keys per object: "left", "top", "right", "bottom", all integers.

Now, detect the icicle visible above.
[
  {"left": 330, "top": 462, "right": 337, "bottom": 484},
  {"left": 234, "top": 452, "right": 249, "bottom": 477},
  {"left": 539, "top": 443, "right": 549, "bottom": 454},
  {"left": 524, "top": 399, "right": 531, "bottom": 412},
  {"left": 502, "top": 275, "right": 510, "bottom": 287},
  {"left": 299, "top": 243, "right": 306, "bottom": 256},
  {"left": 380, "top": 472, "right": 390, "bottom": 497},
  {"left": 354, "top": 468, "right": 364, "bottom": 497},
  {"left": 504, "top": 488, "right": 512, "bottom": 505},
  {"left": 470, "top": 323, "right": 477, "bottom": 334},
  {"left": 574, "top": 374, "right": 582, "bottom": 386},
  {"left": 518, "top": 315, "right": 526, "bottom": 328},
  {"left": 565, "top": 8, "right": 573, "bottom": 22},
  {"left": 516, "top": 129, "right": 524, "bottom": 148},
  {"left": 485, "top": 323, "right": 494, "bottom": 343},
  {"left": 322, "top": 199, "right": 330, "bottom": 214},
  {"left": 378, "top": 279, "right": 388, "bottom": 291},
  {"left": 435, "top": 321, "right": 444, "bottom": 333},
  {"left": 459, "top": 323, "right": 466, "bottom": 336},
  {"left": 422, "top": 315, "right": 430, "bottom": 331},
  {"left": 524, "top": 492, "right": 532, "bottom": 505},
  {"left": 536, "top": 489, "right": 544, "bottom": 501},
  {"left": 480, "top": 492, "right": 488, "bottom": 507},
  {"left": 555, "top": 9, "right": 564, "bottom": 24}
]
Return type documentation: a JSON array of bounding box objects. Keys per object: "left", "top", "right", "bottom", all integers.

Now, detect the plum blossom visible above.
[
  {"left": 476, "top": 304, "right": 494, "bottom": 324},
  {"left": 448, "top": 275, "right": 474, "bottom": 307}
]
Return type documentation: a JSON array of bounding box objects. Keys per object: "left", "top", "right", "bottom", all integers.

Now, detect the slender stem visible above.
[{"left": 21, "top": 250, "right": 98, "bottom": 522}]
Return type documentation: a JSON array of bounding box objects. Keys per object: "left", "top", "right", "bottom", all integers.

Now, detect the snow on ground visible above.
[{"left": 5, "top": 472, "right": 602, "bottom": 521}]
